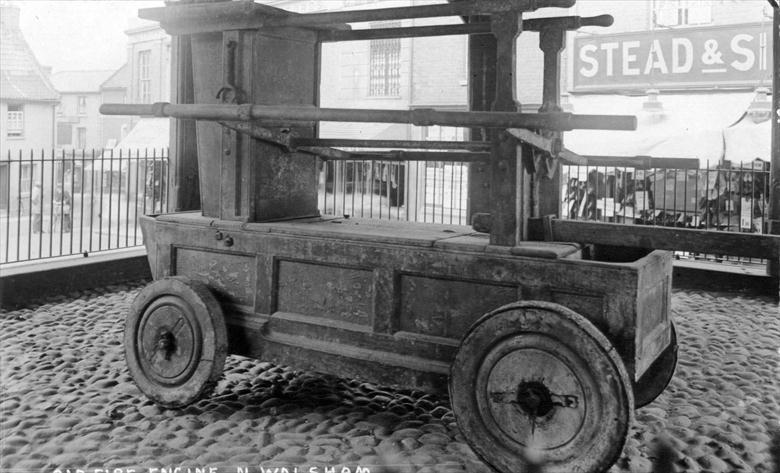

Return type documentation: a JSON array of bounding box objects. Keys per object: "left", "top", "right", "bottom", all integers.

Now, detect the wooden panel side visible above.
[
  {"left": 275, "top": 259, "right": 374, "bottom": 327},
  {"left": 174, "top": 247, "right": 257, "bottom": 309},
  {"left": 250, "top": 30, "right": 320, "bottom": 221},
  {"left": 634, "top": 250, "right": 673, "bottom": 378},
  {"left": 398, "top": 274, "right": 517, "bottom": 339}
]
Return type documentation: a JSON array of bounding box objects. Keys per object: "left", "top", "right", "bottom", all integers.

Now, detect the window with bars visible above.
[
  {"left": 369, "top": 23, "right": 401, "bottom": 97},
  {"left": 7, "top": 105, "right": 23, "bottom": 138},
  {"left": 138, "top": 50, "right": 152, "bottom": 103},
  {"left": 654, "top": 0, "right": 712, "bottom": 27}
]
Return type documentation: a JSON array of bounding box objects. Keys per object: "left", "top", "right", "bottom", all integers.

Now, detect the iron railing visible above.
[
  {"left": 560, "top": 160, "right": 771, "bottom": 266},
  {"left": 3, "top": 148, "right": 770, "bottom": 269},
  {"left": 1, "top": 148, "right": 169, "bottom": 265},
  {"left": 319, "top": 159, "right": 468, "bottom": 225}
]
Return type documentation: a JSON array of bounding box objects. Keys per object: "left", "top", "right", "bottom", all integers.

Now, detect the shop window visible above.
[
  {"left": 7, "top": 105, "right": 23, "bottom": 138},
  {"left": 369, "top": 22, "right": 401, "bottom": 97},
  {"left": 654, "top": 0, "right": 712, "bottom": 27}
]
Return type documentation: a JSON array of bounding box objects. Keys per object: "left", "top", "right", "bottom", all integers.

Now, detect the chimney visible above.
[{"left": 0, "top": 3, "right": 21, "bottom": 30}]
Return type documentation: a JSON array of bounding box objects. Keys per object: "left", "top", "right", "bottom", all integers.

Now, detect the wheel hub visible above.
[
  {"left": 516, "top": 381, "right": 555, "bottom": 418},
  {"left": 136, "top": 298, "right": 200, "bottom": 386},
  {"left": 157, "top": 331, "right": 177, "bottom": 361}
]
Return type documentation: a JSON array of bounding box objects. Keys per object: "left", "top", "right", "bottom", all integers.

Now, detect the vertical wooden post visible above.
[
  {"left": 768, "top": 5, "right": 780, "bottom": 288},
  {"left": 168, "top": 34, "right": 200, "bottom": 212},
  {"left": 489, "top": 14, "right": 527, "bottom": 246},
  {"left": 536, "top": 25, "right": 566, "bottom": 219},
  {"left": 466, "top": 29, "right": 496, "bottom": 226}
]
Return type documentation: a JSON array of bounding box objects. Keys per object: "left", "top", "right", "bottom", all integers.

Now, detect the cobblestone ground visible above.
[{"left": 1, "top": 282, "right": 778, "bottom": 473}]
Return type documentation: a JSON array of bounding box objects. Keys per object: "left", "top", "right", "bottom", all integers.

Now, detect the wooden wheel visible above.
[
  {"left": 634, "top": 322, "right": 677, "bottom": 408},
  {"left": 449, "top": 301, "right": 633, "bottom": 473},
  {"left": 125, "top": 276, "right": 228, "bottom": 408}
]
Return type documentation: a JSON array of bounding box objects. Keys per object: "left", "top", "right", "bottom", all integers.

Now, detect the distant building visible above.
[
  {"left": 100, "top": 64, "right": 131, "bottom": 148},
  {"left": 110, "top": 19, "right": 172, "bottom": 152},
  {"left": 126, "top": 20, "right": 171, "bottom": 108},
  {"left": 0, "top": 3, "right": 59, "bottom": 213},
  {"left": 0, "top": 3, "right": 59, "bottom": 154},
  {"left": 50, "top": 69, "right": 115, "bottom": 150}
]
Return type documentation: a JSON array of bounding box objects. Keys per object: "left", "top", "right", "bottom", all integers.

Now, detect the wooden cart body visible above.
[
  {"left": 105, "top": 2, "right": 679, "bottom": 471},
  {"left": 141, "top": 212, "right": 672, "bottom": 392}
]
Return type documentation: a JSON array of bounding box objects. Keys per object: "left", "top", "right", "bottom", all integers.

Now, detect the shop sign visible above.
[{"left": 573, "top": 22, "right": 773, "bottom": 91}]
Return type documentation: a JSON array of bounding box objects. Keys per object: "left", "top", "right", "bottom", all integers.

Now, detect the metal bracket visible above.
[
  {"left": 218, "top": 121, "right": 292, "bottom": 151},
  {"left": 506, "top": 128, "right": 587, "bottom": 178},
  {"left": 216, "top": 40, "right": 247, "bottom": 104}
]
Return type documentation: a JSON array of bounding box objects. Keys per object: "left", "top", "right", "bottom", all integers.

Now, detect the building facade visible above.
[
  {"left": 126, "top": 21, "right": 171, "bottom": 109},
  {"left": 100, "top": 64, "right": 131, "bottom": 148},
  {"left": 0, "top": 3, "right": 59, "bottom": 213},
  {"left": 50, "top": 70, "right": 116, "bottom": 150}
]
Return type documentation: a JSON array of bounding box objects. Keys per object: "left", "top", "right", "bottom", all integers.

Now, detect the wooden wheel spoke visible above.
[
  {"left": 171, "top": 317, "right": 186, "bottom": 337},
  {"left": 549, "top": 393, "right": 578, "bottom": 409}
]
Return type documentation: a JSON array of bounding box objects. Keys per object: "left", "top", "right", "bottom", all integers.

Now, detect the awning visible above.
[
  {"left": 564, "top": 92, "right": 754, "bottom": 160},
  {"left": 723, "top": 115, "right": 771, "bottom": 164},
  {"left": 112, "top": 117, "right": 170, "bottom": 153}
]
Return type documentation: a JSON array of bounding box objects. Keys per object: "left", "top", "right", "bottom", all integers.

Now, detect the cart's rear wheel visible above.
[
  {"left": 634, "top": 322, "right": 677, "bottom": 408},
  {"left": 125, "top": 276, "right": 228, "bottom": 408},
  {"left": 450, "top": 301, "right": 633, "bottom": 473}
]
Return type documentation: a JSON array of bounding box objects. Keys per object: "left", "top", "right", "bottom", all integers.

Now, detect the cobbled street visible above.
[{"left": 1, "top": 282, "right": 778, "bottom": 473}]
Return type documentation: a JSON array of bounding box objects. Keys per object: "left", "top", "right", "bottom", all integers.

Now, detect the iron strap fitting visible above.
[{"left": 218, "top": 121, "right": 293, "bottom": 151}]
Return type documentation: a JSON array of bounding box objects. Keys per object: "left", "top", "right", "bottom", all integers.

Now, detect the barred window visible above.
[
  {"left": 7, "top": 105, "right": 23, "bottom": 138},
  {"left": 138, "top": 50, "right": 152, "bottom": 103},
  {"left": 369, "top": 23, "right": 401, "bottom": 97}
]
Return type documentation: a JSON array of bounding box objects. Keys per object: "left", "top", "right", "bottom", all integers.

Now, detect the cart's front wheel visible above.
[
  {"left": 125, "top": 276, "right": 228, "bottom": 408},
  {"left": 450, "top": 301, "right": 633, "bottom": 473}
]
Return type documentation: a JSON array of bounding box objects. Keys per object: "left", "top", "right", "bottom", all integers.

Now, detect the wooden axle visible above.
[{"left": 100, "top": 103, "right": 637, "bottom": 132}]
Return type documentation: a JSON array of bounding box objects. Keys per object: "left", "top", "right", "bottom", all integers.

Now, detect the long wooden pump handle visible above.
[
  {"left": 524, "top": 14, "right": 613, "bottom": 32},
  {"left": 100, "top": 103, "right": 637, "bottom": 132}
]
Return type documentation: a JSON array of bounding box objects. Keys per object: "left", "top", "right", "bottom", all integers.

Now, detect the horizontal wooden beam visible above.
[
  {"left": 320, "top": 23, "right": 488, "bottom": 42},
  {"left": 291, "top": 138, "right": 490, "bottom": 151},
  {"left": 298, "top": 147, "right": 489, "bottom": 163},
  {"left": 547, "top": 219, "right": 780, "bottom": 259},
  {"left": 577, "top": 155, "right": 700, "bottom": 170},
  {"left": 101, "top": 103, "right": 637, "bottom": 132},
  {"left": 253, "top": 0, "right": 574, "bottom": 28},
  {"left": 141, "top": 0, "right": 575, "bottom": 35}
]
